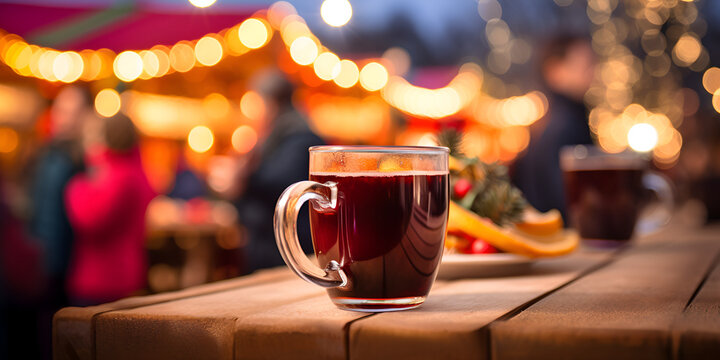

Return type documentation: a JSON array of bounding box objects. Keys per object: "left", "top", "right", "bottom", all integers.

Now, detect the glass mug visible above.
[
  {"left": 560, "top": 145, "right": 674, "bottom": 246},
  {"left": 274, "top": 146, "right": 449, "bottom": 312}
]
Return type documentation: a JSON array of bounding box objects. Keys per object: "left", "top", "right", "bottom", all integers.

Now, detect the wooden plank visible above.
[
  {"left": 234, "top": 295, "right": 371, "bottom": 360},
  {"left": 93, "top": 277, "right": 325, "bottom": 360},
  {"left": 53, "top": 268, "right": 292, "bottom": 360},
  {"left": 348, "top": 250, "right": 613, "bottom": 360},
  {"left": 490, "top": 233, "right": 720, "bottom": 360},
  {"left": 674, "top": 258, "right": 720, "bottom": 360}
]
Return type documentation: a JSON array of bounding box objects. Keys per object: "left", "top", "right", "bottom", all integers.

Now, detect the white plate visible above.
[{"left": 437, "top": 253, "right": 535, "bottom": 279}]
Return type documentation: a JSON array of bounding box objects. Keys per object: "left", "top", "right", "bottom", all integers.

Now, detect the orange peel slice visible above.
[
  {"left": 447, "top": 201, "right": 578, "bottom": 257},
  {"left": 514, "top": 208, "right": 564, "bottom": 237}
]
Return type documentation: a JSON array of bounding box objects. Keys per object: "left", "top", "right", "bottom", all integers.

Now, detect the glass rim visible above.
[{"left": 309, "top": 145, "right": 449, "bottom": 154}]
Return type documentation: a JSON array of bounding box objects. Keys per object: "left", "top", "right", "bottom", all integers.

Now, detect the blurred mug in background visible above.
[{"left": 560, "top": 145, "right": 674, "bottom": 247}]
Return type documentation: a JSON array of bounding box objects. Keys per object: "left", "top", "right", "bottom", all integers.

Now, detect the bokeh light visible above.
[
  {"left": 231, "top": 125, "right": 258, "bottom": 154},
  {"left": 139, "top": 50, "right": 160, "bottom": 78},
  {"left": 194, "top": 36, "right": 223, "bottom": 66},
  {"left": 0, "top": 127, "right": 19, "bottom": 153},
  {"left": 187, "top": 125, "right": 214, "bottom": 153},
  {"left": 280, "top": 17, "right": 311, "bottom": 46},
  {"left": 713, "top": 90, "right": 720, "bottom": 114},
  {"left": 150, "top": 47, "right": 171, "bottom": 77},
  {"left": 320, "top": 0, "right": 353, "bottom": 27},
  {"left": 38, "top": 50, "right": 60, "bottom": 81},
  {"left": 268, "top": 2, "right": 297, "bottom": 29},
  {"left": 202, "top": 93, "right": 230, "bottom": 120},
  {"left": 113, "top": 51, "right": 143, "bottom": 82},
  {"left": 627, "top": 123, "right": 658, "bottom": 152},
  {"left": 289, "top": 36, "right": 318, "bottom": 65},
  {"left": 238, "top": 18, "right": 270, "bottom": 49},
  {"left": 240, "top": 91, "right": 266, "bottom": 121},
  {"left": 382, "top": 47, "right": 410, "bottom": 76},
  {"left": 313, "top": 52, "right": 341, "bottom": 81},
  {"left": 188, "top": 0, "right": 216, "bottom": 8},
  {"left": 169, "top": 42, "right": 195, "bottom": 73},
  {"left": 94, "top": 88, "right": 121, "bottom": 118},
  {"left": 672, "top": 33, "right": 702, "bottom": 66},
  {"left": 477, "top": 0, "right": 502, "bottom": 21},
  {"left": 359, "top": 62, "right": 388, "bottom": 91},
  {"left": 332, "top": 59, "right": 359, "bottom": 88},
  {"left": 53, "top": 51, "right": 83, "bottom": 83},
  {"left": 702, "top": 67, "right": 720, "bottom": 94}
]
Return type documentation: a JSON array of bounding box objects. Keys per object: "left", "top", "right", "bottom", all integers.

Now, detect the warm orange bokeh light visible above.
[
  {"left": 194, "top": 35, "right": 223, "bottom": 66},
  {"left": 359, "top": 62, "right": 389, "bottom": 92},
  {"left": 238, "top": 18, "right": 270, "bottom": 49},
  {"left": 240, "top": 91, "right": 266, "bottom": 123},
  {"left": 114, "top": 51, "right": 143, "bottom": 82},
  {"left": 169, "top": 42, "right": 195, "bottom": 73},
  {"left": 289, "top": 36, "right": 318, "bottom": 66},
  {"left": 231, "top": 125, "right": 258, "bottom": 154},
  {"left": 94, "top": 88, "right": 122, "bottom": 118},
  {"left": 0, "top": 127, "right": 19, "bottom": 153},
  {"left": 333, "top": 59, "right": 359, "bottom": 88},
  {"left": 187, "top": 125, "right": 214, "bottom": 153}
]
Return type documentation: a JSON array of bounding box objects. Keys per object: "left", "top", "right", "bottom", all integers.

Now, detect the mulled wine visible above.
[
  {"left": 563, "top": 168, "right": 645, "bottom": 241},
  {"left": 309, "top": 171, "right": 448, "bottom": 310}
]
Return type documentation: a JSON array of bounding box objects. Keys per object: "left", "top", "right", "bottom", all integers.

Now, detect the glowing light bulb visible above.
[
  {"left": 321, "top": 0, "right": 353, "bottom": 27},
  {"left": 94, "top": 89, "right": 121, "bottom": 118},
  {"left": 188, "top": 0, "right": 216, "bottom": 8},
  {"left": 627, "top": 123, "right": 658, "bottom": 152},
  {"left": 188, "top": 125, "right": 214, "bottom": 153}
]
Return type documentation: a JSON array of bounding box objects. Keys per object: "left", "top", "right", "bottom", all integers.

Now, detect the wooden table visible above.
[{"left": 54, "top": 224, "right": 720, "bottom": 360}]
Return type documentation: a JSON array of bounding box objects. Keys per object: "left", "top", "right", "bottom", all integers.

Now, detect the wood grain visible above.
[
  {"left": 53, "top": 268, "right": 291, "bottom": 360},
  {"left": 93, "top": 277, "right": 324, "bottom": 360},
  {"left": 490, "top": 234, "right": 720, "bottom": 360},
  {"left": 348, "top": 251, "right": 613, "bottom": 360},
  {"left": 674, "top": 258, "right": 720, "bottom": 360},
  {"left": 234, "top": 294, "right": 370, "bottom": 360}
]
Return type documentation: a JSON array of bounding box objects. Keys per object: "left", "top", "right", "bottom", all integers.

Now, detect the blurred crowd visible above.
[{"left": 0, "top": 70, "right": 325, "bottom": 358}]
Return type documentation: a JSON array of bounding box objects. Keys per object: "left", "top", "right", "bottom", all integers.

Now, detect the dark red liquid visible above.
[
  {"left": 563, "top": 168, "right": 645, "bottom": 241},
  {"left": 309, "top": 172, "right": 448, "bottom": 304}
]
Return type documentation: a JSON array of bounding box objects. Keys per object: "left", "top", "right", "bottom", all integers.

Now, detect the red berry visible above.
[
  {"left": 453, "top": 179, "right": 472, "bottom": 199},
  {"left": 470, "top": 239, "right": 498, "bottom": 254}
]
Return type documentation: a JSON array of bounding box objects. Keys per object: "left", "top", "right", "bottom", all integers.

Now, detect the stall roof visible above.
[{"left": 0, "top": 2, "right": 261, "bottom": 51}]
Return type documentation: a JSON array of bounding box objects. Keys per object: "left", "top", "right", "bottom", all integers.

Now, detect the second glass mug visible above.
[{"left": 274, "top": 146, "right": 449, "bottom": 312}]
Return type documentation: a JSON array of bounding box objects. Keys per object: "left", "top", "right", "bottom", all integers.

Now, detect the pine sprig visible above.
[
  {"left": 470, "top": 181, "right": 526, "bottom": 226},
  {"left": 436, "top": 128, "right": 465, "bottom": 157},
  {"left": 440, "top": 130, "right": 528, "bottom": 226}
]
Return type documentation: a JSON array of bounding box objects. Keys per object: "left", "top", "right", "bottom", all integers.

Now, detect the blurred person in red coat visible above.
[{"left": 64, "top": 113, "right": 155, "bottom": 305}]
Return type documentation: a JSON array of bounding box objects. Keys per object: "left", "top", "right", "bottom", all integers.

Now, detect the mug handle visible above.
[
  {"left": 274, "top": 180, "right": 346, "bottom": 288},
  {"left": 636, "top": 171, "right": 674, "bottom": 235}
]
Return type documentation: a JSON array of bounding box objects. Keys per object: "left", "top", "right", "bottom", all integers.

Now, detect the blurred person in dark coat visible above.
[
  {"left": 512, "top": 35, "right": 596, "bottom": 220},
  {"left": 29, "top": 86, "right": 90, "bottom": 306},
  {"left": 235, "top": 71, "right": 325, "bottom": 272},
  {"left": 64, "top": 113, "right": 155, "bottom": 305}
]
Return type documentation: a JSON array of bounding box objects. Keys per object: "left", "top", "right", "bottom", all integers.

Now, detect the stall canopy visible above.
[{"left": 0, "top": 2, "right": 262, "bottom": 51}]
